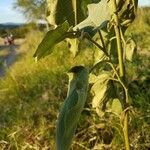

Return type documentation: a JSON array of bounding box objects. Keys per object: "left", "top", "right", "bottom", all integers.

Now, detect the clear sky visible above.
[
  {"left": 0, "top": 0, "right": 26, "bottom": 24},
  {"left": 0, "top": 0, "right": 150, "bottom": 24}
]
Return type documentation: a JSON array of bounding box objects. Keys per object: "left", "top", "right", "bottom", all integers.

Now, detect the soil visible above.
[{"left": 0, "top": 44, "right": 20, "bottom": 77}]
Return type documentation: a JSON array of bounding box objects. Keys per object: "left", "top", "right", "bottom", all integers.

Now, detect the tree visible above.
[{"left": 14, "top": 0, "right": 46, "bottom": 21}]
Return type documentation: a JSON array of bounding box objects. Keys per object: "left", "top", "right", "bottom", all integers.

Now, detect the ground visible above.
[{"left": 0, "top": 39, "right": 23, "bottom": 76}]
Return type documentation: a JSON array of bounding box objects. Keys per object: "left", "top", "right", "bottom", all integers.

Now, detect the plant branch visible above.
[
  {"left": 85, "top": 33, "right": 109, "bottom": 57},
  {"left": 98, "top": 30, "right": 107, "bottom": 53},
  {"left": 90, "top": 60, "right": 110, "bottom": 73}
]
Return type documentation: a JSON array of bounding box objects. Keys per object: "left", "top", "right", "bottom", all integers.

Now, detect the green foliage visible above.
[
  {"left": 34, "top": 21, "right": 70, "bottom": 59},
  {"left": 46, "top": 0, "right": 93, "bottom": 26},
  {"left": 0, "top": 29, "right": 95, "bottom": 149},
  {"left": 0, "top": 23, "right": 38, "bottom": 39},
  {"left": 90, "top": 72, "right": 111, "bottom": 110},
  {"left": 46, "top": 0, "right": 97, "bottom": 57},
  {"left": 125, "top": 38, "right": 136, "bottom": 61},
  {"left": 74, "top": 0, "right": 111, "bottom": 30},
  {"left": 14, "top": 0, "right": 46, "bottom": 20},
  {"left": 111, "top": 98, "right": 122, "bottom": 114},
  {"left": 34, "top": 0, "right": 139, "bottom": 149},
  {"left": 126, "top": 7, "right": 150, "bottom": 49},
  {"left": 0, "top": 1, "right": 150, "bottom": 150}
]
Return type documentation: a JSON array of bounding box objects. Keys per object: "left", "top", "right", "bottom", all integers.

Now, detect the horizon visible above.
[{"left": 0, "top": 0, "right": 150, "bottom": 24}]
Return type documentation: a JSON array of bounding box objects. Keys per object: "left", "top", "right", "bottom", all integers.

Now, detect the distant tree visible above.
[{"left": 14, "top": 0, "right": 46, "bottom": 21}]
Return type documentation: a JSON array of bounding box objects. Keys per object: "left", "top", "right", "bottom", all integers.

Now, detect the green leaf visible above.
[
  {"left": 46, "top": 0, "right": 58, "bottom": 26},
  {"left": 94, "top": 48, "right": 106, "bottom": 64},
  {"left": 74, "top": 0, "right": 111, "bottom": 30},
  {"left": 91, "top": 72, "right": 111, "bottom": 109},
  {"left": 66, "top": 38, "right": 80, "bottom": 57},
  {"left": 47, "top": 0, "right": 92, "bottom": 26},
  {"left": 111, "top": 98, "right": 122, "bottom": 115},
  {"left": 125, "top": 38, "right": 136, "bottom": 61},
  {"left": 108, "top": 0, "right": 138, "bottom": 29},
  {"left": 89, "top": 73, "right": 99, "bottom": 84},
  {"left": 33, "top": 21, "right": 69, "bottom": 60},
  {"left": 46, "top": 0, "right": 93, "bottom": 57},
  {"left": 73, "top": 0, "right": 138, "bottom": 35}
]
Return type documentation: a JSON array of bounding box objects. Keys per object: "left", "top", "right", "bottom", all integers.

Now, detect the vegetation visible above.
[
  {"left": 0, "top": 2, "right": 150, "bottom": 150},
  {"left": 14, "top": 0, "right": 46, "bottom": 21},
  {"left": 0, "top": 23, "right": 39, "bottom": 39}
]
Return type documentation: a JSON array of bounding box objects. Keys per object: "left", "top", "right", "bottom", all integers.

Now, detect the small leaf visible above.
[
  {"left": 125, "top": 38, "right": 136, "bottom": 61},
  {"left": 66, "top": 38, "right": 80, "bottom": 57},
  {"left": 94, "top": 48, "right": 106, "bottom": 64},
  {"left": 111, "top": 98, "right": 122, "bottom": 115},
  {"left": 91, "top": 72, "right": 111, "bottom": 108},
  {"left": 89, "top": 73, "right": 99, "bottom": 84},
  {"left": 33, "top": 21, "right": 69, "bottom": 60}
]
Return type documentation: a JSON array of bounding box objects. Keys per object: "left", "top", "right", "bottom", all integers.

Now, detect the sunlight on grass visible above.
[{"left": 0, "top": 49, "right": 10, "bottom": 57}]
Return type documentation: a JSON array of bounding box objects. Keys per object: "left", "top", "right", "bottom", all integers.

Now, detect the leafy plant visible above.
[{"left": 34, "top": 0, "right": 138, "bottom": 149}]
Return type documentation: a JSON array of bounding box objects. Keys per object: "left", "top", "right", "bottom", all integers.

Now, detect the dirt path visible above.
[{"left": 0, "top": 44, "right": 19, "bottom": 77}]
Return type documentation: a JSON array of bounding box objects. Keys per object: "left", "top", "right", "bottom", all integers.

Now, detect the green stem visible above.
[
  {"left": 86, "top": 34, "right": 109, "bottom": 57},
  {"left": 72, "top": 0, "right": 77, "bottom": 25},
  {"left": 123, "top": 114, "right": 130, "bottom": 150},
  {"left": 112, "top": 1, "right": 124, "bottom": 78},
  {"left": 112, "top": 0, "right": 130, "bottom": 150},
  {"left": 98, "top": 30, "right": 107, "bottom": 53}
]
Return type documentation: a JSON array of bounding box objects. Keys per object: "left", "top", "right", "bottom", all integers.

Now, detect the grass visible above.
[
  {"left": 0, "top": 7, "right": 150, "bottom": 149},
  {"left": 0, "top": 46, "right": 10, "bottom": 66},
  {"left": 0, "top": 30, "right": 94, "bottom": 149}
]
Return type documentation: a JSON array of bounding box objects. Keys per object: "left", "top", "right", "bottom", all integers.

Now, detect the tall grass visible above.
[
  {"left": 0, "top": 30, "right": 94, "bottom": 149},
  {"left": 126, "top": 7, "right": 150, "bottom": 49}
]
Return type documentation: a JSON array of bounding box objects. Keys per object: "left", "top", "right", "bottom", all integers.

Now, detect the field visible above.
[{"left": 0, "top": 7, "right": 150, "bottom": 150}]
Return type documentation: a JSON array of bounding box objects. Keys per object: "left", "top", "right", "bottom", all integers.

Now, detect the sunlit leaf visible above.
[
  {"left": 94, "top": 48, "right": 106, "bottom": 64},
  {"left": 47, "top": 0, "right": 92, "bottom": 26},
  {"left": 74, "top": 0, "right": 111, "bottom": 30},
  {"left": 66, "top": 38, "right": 80, "bottom": 57},
  {"left": 125, "top": 38, "right": 136, "bottom": 61},
  {"left": 33, "top": 21, "right": 69, "bottom": 60},
  {"left": 89, "top": 73, "right": 99, "bottom": 84},
  {"left": 91, "top": 72, "right": 111, "bottom": 108},
  {"left": 46, "top": 0, "right": 94, "bottom": 57},
  {"left": 111, "top": 98, "right": 122, "bottom": 115}
]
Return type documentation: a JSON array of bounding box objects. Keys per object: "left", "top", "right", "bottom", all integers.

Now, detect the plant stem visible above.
[
  {"left": 86, "top": 34, "right": 109, "bottom": 56},
  {"left": 72, "top": 0, "right": 77, "bottom": 25},
  {"left": 123, "top": 113, "right": 130, "bottom": 150},
  {"left": 113, "top": 6, "right": 124, "bottom": 78},
  {"left": 112, "top": 0, "right": 130, "bottom": 150}
]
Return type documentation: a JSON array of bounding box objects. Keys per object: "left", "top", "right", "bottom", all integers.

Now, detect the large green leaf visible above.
[
  {"left": 73, "top": 0, "right": 138, "bottom": 33},
  {"left": 47, "top": 0, "right": 92, "bottom": 26},
  {"left": 33, "top": 21, "right": 69, "bottom": 60},
  {"left": 74, "top": 0, "right": 111, "bottom": 30}
]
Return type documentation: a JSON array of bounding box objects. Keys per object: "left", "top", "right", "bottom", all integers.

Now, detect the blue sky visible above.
[
  {"left": 0, "top": 0, "right": 150, "bottom": 23},
  {"left": 0, "top": 0, "right": 26, "bottom": 23}
]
